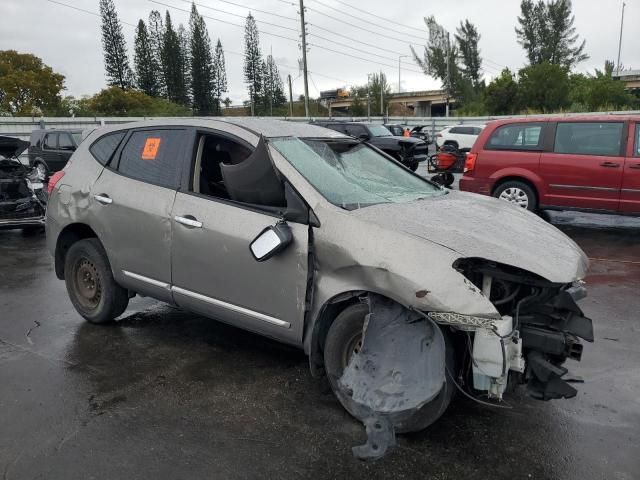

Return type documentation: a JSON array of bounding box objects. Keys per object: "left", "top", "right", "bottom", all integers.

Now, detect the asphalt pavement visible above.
[{"left": 1, "top": 210, "right": 639, "bottom": 479}]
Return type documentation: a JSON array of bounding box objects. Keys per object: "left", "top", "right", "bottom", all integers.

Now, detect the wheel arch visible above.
[
  {"left": 491, "top": 175, "right": 540, "bottom": 198},
  {"left": 54, "top": 223, "right": 100, "bottom": 280}
]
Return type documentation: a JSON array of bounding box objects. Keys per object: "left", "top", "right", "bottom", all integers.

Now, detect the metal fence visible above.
[{"left": 2, "top": 110, "right": 638, "bottom": 143}]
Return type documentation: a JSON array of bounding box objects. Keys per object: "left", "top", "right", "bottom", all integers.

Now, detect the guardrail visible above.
[{"left": 2, "top": 111, "right": 638, "bottom": 142}]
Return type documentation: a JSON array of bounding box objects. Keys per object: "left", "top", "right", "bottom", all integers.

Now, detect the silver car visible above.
[{"left": 46, "top": 119, "right": 593, "bottom": 458}]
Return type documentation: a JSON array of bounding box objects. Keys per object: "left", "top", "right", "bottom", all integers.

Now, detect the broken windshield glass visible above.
[{"left": 270, "top": 137, "right": 444, "bottom": 210}]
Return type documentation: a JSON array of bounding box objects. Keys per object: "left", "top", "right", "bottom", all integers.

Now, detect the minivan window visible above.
[
  {"left": 271, "top": 137, "right": 443, "bottom": 210},
  {"left": 90, "top": 131, "right": 126, "bottom": 166},
  {"left": 554, "top": 122, "right": 624, "bottom": 157},
  {"left": 117, "top": 129, "right": 185, "bottom": 189},
  {"left": 636, "top": 124, "right": 640, "bottom": 156},
  {"left": 486, "top": 123, "right": 544, "bottom": 150}
]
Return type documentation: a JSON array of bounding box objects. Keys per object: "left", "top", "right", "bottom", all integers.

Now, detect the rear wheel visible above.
[
  {"left": 64, "top": 238, "right": 129, "bottom": 324},
  {"left": 324, "top": 303, "right": 455, "bottom": 433},
  {"left": 493, "top": 180, "right": 538, "bottom": 211}
]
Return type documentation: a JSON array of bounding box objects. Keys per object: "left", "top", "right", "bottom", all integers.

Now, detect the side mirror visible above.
[{"left": 250, "top": 222, "right": 293, "bottom": 262}]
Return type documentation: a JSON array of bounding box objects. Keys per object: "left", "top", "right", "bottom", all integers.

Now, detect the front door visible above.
[
  {"left": 42, "top": 133, "right": 61, "bottom": 171},
  {"left": 89, "top": 128, "right": 188, "bottom": 302},
  {"left": 620, "top": 122, "right": 640, "bottom": 214},
  {"left": 539, "top": 121, "right": 625, "bottom": 212}
]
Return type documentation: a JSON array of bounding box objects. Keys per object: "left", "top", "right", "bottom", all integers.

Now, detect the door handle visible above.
[
  {"left": 629, "top": 164, "right": 640, "bottom": 170},
  {"left": 600, "top": 162, "right": 620, "bottom": 168},
  {"left": 94, "top": 194, "right": 113, "bottom": 205},
  {"left": 175, "top": 215, "right": 203, "bottom": 228}
]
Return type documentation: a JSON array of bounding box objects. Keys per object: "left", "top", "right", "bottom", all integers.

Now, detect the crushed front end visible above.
[
  {"left": 0, "top": 159, "right": 46, "bottom": 230},
  {"left": 447, "top": 258, "right": 594, "bottom": 401}
]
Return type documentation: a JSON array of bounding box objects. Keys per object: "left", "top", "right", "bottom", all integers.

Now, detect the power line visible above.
[
  {"left": 309, "top": 23, "right": 411, "bottom": 56},
  {"left": 209, "top": 0, "right": 298, "bottom": 22},
  {"left": 328, "top": 0, "right": 426, "bottom": 34},
  {"left": 46, "top": 0, "right": 137, "bottom": 27},
  {"left": 308, "top": 0, "right": 425, "bottom": 41}
]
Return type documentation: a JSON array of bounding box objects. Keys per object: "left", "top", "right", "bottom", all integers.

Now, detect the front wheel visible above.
[
  {"left": 64, "top": 238, "right": 129, "bottom": 324},
  {"left": 493, "top": 181, "right": 538, "bottom": 212},
  {"left": 324, "top": 303, "right": 455, "bottom": 433}
]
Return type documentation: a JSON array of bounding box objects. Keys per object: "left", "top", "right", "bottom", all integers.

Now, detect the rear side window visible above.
[
  {"left": 486, "top": 123, "right": 544, "bottom": 151},
  {"left": 117, "top": 129, "right": 185, "bottom": 189},
  {"left": 43, "top": 134, "right": 57, "bottom": 149},
  {"left": 58, "top": 133, "right": 74, "bottom": 150},
  {"left": 90, "top": 131, "right": 126, "bottom": 165},
  {"left": 554, "top": 122, "right": 623, "bottom": 156},
  {"left": 449, "top": 127, "right": 464, "bottom": 134}
]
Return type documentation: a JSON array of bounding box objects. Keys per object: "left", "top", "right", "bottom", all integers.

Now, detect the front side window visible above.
[
  {"left": 635, "top": 124, "right": 640, "bottom": 156},
  {"left": 486, "top": 123, "right": 544, "bottom": 150},
  {"left": 117, "top": 129, "right": 185, "bottom": 189},
  {"left": 345, "top": 124, "right": 367, "bottom": 137},
  {"left": 271, "top": 138, "right": 443, "bottom": 210},
  {"left": 554, "top": 122, "right": 623, "bottom": 156},
  {"left": 90, "top": 131, "right": 126, "bottom": 166},
  {"left": 43, "top": 134, "right": 57, "bottom": 149}
]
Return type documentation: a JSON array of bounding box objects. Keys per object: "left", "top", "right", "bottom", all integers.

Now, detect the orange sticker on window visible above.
[{"left": 141, "top": 137, "right": 161, "bottom": 160}]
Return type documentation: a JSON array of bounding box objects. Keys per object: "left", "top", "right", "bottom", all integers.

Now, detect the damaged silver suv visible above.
[{"left": 46, "top": 119, "right": 593, "bottom": 458}]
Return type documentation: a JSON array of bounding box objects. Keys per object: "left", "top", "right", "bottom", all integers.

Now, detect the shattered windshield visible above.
[{"left": 271, "top": 137, "right": 444, "bottom": 210}]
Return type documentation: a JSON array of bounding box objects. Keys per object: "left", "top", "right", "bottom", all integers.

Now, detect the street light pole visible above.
[{"left": 616, "top": 1, "right": 626, "bottom": 76}]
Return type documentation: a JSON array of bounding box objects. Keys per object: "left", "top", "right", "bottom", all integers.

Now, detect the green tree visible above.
[
  {"left": 518, "top": 62, "right": 570, "bottom": 112},
  {"left": 212, "top": 40, "right": 228, "bottom": 115},
  {"left": 133, "top": 20, "right": 160, "bottom": 97},
  {"left": 83, "top": 86, "right": 190, "bottom": 116},
  {"left": 368, "top": 72, "right": 392, "bottom": 115},
  {"left": 0, "top": 50, "right": 65, "bottom": 115},
  {"left": 222, "top": 97, "right": 232, "bottom": 108},
  {"left": 99, "top": 0, "right": 133, "bottom": 89},
  {"left": 261, "top": 55, "right": 286, "bottom": 115},
  {"left": 455, "top": 20, "right": 482, "bottom": 87},
  {"left": 188, "top": 3, "right": 214, "bottom": 115},
  {"left": 148, "top": 10, "right": 166, "bottom": 96},
  {"left": 516, "top": 0, "right": 588, "bottom": 69},
  {"left": 243, "top": 14, "right": 263, "bottom": 116},
  {"left": 484, "top": 68, "right": 520, "bottom": 115},
  {"left": 161, "top": 12, "right": 189, "bottom": 105},
  {"left": 569, "top": 61, "right": 636, "bottom": 111}
]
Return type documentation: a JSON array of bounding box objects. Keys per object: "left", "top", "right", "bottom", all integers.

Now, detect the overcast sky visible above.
[{"left": 2, "top": 0, "right": 638, "bottom": 104}]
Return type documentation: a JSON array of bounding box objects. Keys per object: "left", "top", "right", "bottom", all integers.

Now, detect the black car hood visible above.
[
  {"left": 368, "top": 136, "right": 425, "bottom": 148},
  {"left": 0, "top": 136, "right": 29, "bottom": 159}
]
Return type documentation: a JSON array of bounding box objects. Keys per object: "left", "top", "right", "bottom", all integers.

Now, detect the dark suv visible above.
[
  {"left": 28, "top": 129, "right": 84, "bottom": 177},
  {"left": 313, "top": 121, "right": 428, "bottom": 171}
]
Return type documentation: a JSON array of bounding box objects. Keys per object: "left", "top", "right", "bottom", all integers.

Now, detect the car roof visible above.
[
  {"left": 92, "top": 118, "right": 348, "bottom": 139},
  {"left": 39, "top": 128, "right": 84, "bottom": 133},
  {"left": 486, "top": 114, "right": 640, "bottom": 127}
]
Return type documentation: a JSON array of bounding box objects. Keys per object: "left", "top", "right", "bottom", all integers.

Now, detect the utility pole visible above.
[
  {"left": 380, "top": 71, "right": 384, "bottom": 116},
  {"left": 287, "top": 74, "right": 293, "bottom": 117},
  {"left": 445, "top": 32, "right": 451, "bottom": 117},
  {"left": 366, "top": 73, "right": 371, "bottom": 118},
  {"left": 616, "top": 1, "right": 626, "bottom": 76},
  {"left": 299, "top": 0, "right": 310, "bottom": 118}
]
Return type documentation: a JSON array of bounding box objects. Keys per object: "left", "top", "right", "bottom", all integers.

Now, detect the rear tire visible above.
[
  {"left": 493, "top": 180, "right": 538, "bottom": 212},
  {"left": 324, "top": 303, "right": 455, "bottom": 433},
  {"left": 64, "top": 238, "right": 129, "bottom": 324}
]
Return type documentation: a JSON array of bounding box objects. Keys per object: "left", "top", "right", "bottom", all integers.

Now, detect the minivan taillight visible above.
[
  {"left": 47, "top": 171, "right": 65, "bottom": 195},
  {"left": 464, "top": 153, "right": 477, "bottom": 173}
]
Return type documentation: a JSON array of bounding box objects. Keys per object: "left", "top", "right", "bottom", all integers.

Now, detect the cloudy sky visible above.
[{"left": 3, "top": 0, "right": 638, "bottom": 104}]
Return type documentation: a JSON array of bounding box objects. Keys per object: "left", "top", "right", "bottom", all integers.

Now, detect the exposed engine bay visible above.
[{"left": 0, "top": 136, "right": 47, "bottom": 229}]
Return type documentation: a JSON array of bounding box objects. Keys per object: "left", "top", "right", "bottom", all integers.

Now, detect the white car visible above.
[{"left": 435, "top": 124, "right": 485, "bottom": 150}]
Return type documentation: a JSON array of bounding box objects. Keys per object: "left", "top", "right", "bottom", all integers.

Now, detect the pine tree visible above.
[
  {"left": 516, "top": 0, "right": 588, "bottom": 69},
  {"left": 243, "top": 14, "right": 263, "bottom": 116},
  {"left": 99, "top": 0, "right": 133, "bottom": 89},
  {"left": 212, "top": 39, "right": 227, "bottom": 115},
  {"left": 262, "top": 55, "right": 286, "bottom": 115},
  {"left": 134, "top": 20, "right": 160, "bottom": 96},
  {"left": 178, "top": 24, "right": 191, "bottom": 103},
  {"left": 161, "top": 12, "right": 189, "bottom": 105},
  {"left": 455, "top": 20, "right": 482, "bottom": 87},
  {"left": 188, "top": 4, "right": 214, "bottom": 115},
  {"left": 148, "top": 10, "right": 166, "bottom": 96}
]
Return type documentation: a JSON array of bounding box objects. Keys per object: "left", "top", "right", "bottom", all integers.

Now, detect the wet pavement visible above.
[{"left": 1, "top": 213, "right": 639, "bottom": 480}]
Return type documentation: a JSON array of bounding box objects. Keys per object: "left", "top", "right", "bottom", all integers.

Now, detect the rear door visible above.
[
  {"left": 42, "top": 133, "right": 61, "bottom": 170},
  {"left": 620, "top": 122, "right": 640, "bottom": 214},
  {"left": 539, "top": 121, "right": 625, "bottom": 212},
  {"left": 89, "top": 127, "right": 188, "bottom": 302}
]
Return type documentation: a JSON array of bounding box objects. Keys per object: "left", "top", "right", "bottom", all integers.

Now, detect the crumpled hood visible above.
[
  {"left": 0, "top": 136, "right": 29, "bottom": 160},
  {"left": 350, "top": 190, "right": 589, "bottom": 283}
]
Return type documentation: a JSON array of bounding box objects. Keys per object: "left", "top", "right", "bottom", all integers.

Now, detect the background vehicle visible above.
[
  {"left": 28, "top": 128, "right": 84, "bottom": 176},
  {"left": 435, "top": 125, "right": 484, "bottom": 150},
  {"left": 0, "top": 135, "right": 46, "bottom": 233},
  {"left": 384, "top": 124, "right": 409, "bottom": 136},
  {"left": 314, "top": 121, "right": 428, "bottom": 171},
  {"left": 410, "top": 125, "right": 432, "bottom": 144},
  {"left": 459, "top": 115, "right": 640, "bottom": 215}
]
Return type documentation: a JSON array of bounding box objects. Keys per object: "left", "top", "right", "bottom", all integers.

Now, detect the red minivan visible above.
[{"left": 459, "top": 115, "right": 640, "bottom": 215}]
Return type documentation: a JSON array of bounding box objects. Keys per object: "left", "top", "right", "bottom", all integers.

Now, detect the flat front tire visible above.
[
  {"left": 324, "top": 303, "right": 455, "bottom": 433},
  {"left": 64, "top": 238, "right": 129, "bottom": 324}
]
